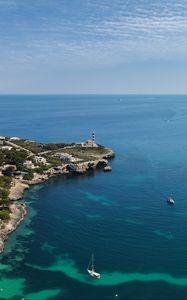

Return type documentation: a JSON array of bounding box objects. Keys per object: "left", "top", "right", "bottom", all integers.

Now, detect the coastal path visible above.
[{"left": 5, "top": 141, "right": 34, "bottom": 157}]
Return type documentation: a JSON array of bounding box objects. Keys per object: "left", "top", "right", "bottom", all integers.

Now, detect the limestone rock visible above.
[{"left": 104, "top": 165, "right": 112, "bottom": 172}]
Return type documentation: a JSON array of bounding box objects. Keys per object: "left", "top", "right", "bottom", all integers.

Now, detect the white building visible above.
[
  {"left": 10, "top": 137, "right": 21, "bottom": 141},
  {"left": 23, "top": 160, "right": 34, "bottom": 168},
  {"left": 1, "top": 146, "right": 12, "bottom": 151},
  {"left": 80, "top": 140, "right": 98, "bottom": 148},
  {"left": 55, "top": 152, "right": 74, "bottom": 162},
  {"left": 34, "top": 156, "right": 47, "bottom": 164},
  {"left": 0, "top": 136, "right": 5, "bottom": 140}
]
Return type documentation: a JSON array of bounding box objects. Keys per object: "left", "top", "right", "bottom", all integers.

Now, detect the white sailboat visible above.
[
  {"left": 87, "top": 254, "right": 101, "bottom": 279},
  {"left": 167, "top": 194, "right": 175, "bottom": 205}
]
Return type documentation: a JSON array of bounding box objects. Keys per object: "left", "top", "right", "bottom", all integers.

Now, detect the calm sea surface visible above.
[{"left": 1, "top": 95, "right": 187, "bottom": 299}]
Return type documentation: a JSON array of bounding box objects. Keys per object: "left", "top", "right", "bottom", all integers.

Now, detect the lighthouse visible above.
[
  {"left": 92, "top": 131, "right": 95, "bottom": 143},
  {"left": 80, "top": 131, "right": 97, "bottom": 147}
]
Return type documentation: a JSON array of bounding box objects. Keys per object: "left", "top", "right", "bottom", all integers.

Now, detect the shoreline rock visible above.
[
  {"left": 9, "top": 179, "right": 29, "bottom": 200},
  {"left": 0, "top": 203, "right": 27, "bottom": 253},
  {"left": 104, "top": 165, "right": 112, "bottom": 172}
]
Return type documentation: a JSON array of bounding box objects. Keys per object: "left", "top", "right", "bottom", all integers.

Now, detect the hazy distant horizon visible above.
[{"left": 0, "top": 93, "right": 187, "bottom": 97}]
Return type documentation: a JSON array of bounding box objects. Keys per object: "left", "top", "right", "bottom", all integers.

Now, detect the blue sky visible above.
[{"left": 0, "top": 0, "right": 187, "bottom": 94}]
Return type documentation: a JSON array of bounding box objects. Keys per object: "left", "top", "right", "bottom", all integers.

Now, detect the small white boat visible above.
[
  {"left": 87, "top": 254, "right": 101, "bottom": 279},
  {"left": 167, "top": 195, "right": 175, "bottom": 205}
]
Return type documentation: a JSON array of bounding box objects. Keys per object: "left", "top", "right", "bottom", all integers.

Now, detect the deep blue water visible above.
[{"left": 1, "top": 95, "right": 187, "bottom": 299}]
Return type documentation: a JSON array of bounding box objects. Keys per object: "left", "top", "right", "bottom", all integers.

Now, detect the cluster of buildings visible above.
[
  {"left": 0, "top": 135, "right": 48, "bottom": 171},
  {"left": 23, "top": 156, "right": 47, "bottom": 168},
  {"left": 0, "top": 136, "right": 21, "bottom": 151}
]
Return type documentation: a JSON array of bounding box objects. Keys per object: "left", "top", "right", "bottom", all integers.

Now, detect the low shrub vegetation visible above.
[{"left": 0, "top": 209, "right": 10, "bottom": 220}]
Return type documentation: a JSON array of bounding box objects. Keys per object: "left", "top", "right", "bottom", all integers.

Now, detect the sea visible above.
[{"left": 0, "top": 95, "right": 187, "bottom": 299}]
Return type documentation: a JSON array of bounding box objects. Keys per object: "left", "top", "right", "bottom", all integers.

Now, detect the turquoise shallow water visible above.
[{"left": 1, "top": 95, "right": 187, "bottom": 299}]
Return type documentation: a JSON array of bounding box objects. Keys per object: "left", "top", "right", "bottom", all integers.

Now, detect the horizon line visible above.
[{"left": 0, "top": 93, "right": 187, "bottom": 96}]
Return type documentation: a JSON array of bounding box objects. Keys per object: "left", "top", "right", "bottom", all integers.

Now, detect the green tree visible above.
[
  {"left": 0, "top": 189, "right": 9, "bottom": 201},
  {"left": 0, "top": 176, "right": 12, "bottom": 189},
  {"left": 0, "top": 209, "right": 10, "bottom": 220},
  {"left": 5, "top": 149, "right": 27, "bottom": 166},
  {"left": 23, "top": 172, "right": 34, "bottom": 180},
  {"left": 0, "top": 150, "right": 5, "bottom": 166}
]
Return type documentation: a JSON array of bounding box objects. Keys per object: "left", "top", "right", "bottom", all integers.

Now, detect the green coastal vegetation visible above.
[
  {"left": 12, "top": 139, "right": 73, "bottom": 154},
  {"left": 62, "top": 144, "right": 108, "bottom": 161},
  {"left": 0, "top": 176, "right": 12, "bottom": 221}
]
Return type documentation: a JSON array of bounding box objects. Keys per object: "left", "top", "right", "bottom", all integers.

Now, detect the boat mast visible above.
[{"left": 92, "top": 253, "right": 94, "bottom": 271}]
